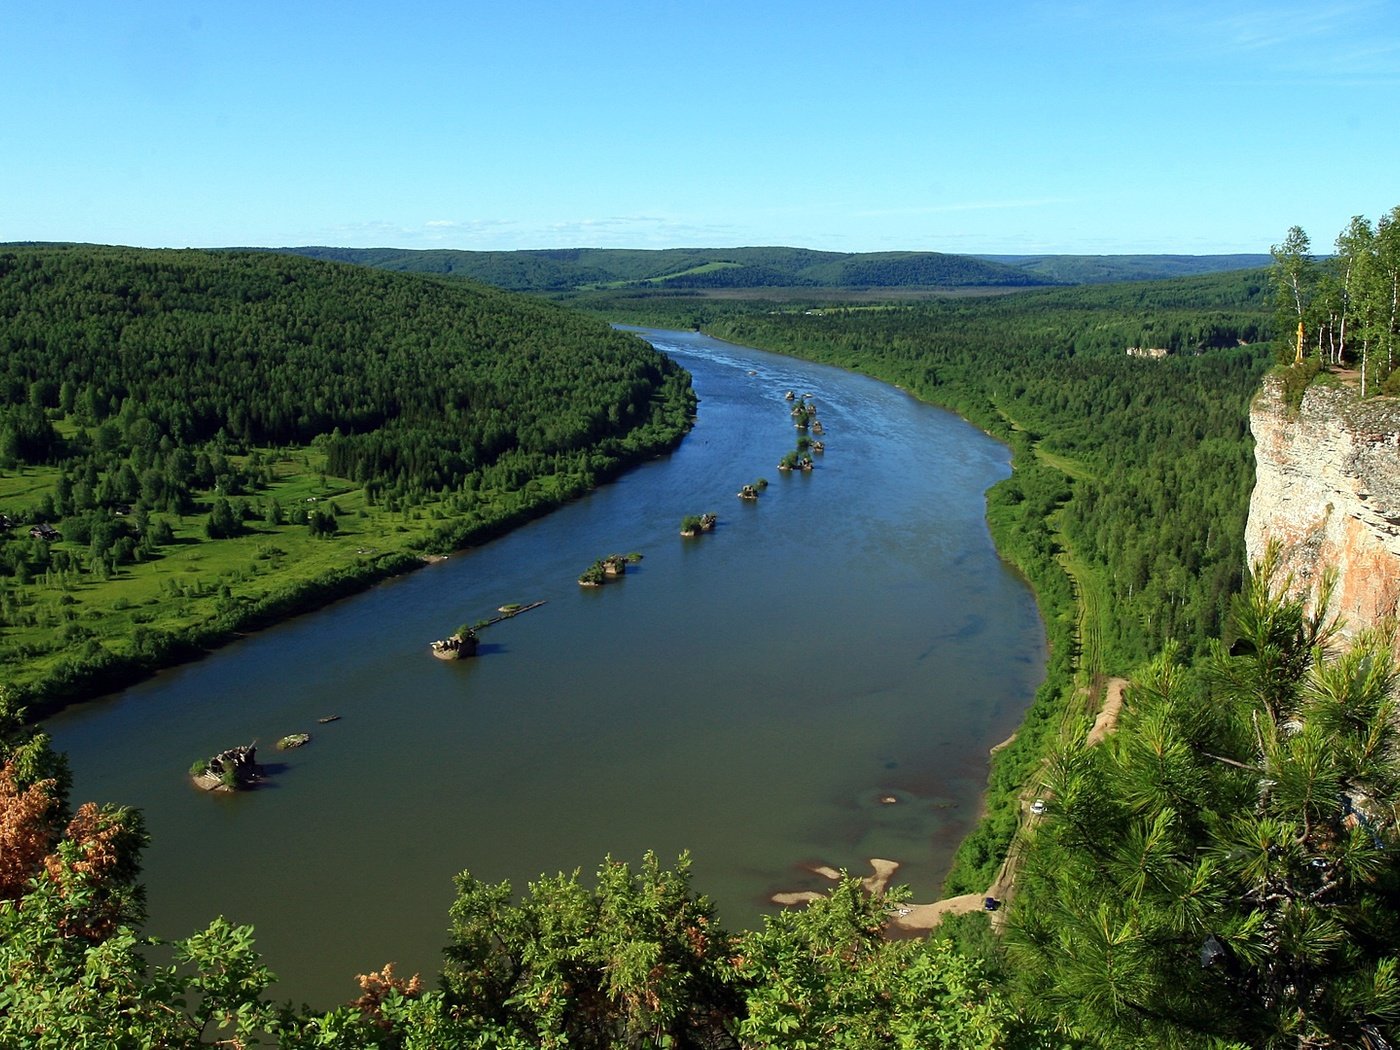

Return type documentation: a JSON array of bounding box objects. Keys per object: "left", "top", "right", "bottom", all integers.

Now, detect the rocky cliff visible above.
[{"left": 1246, "top": 375, "right": 1400, "bottom": 640}]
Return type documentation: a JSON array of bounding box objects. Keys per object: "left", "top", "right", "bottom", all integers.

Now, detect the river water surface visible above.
[{"left": 46, "top": 327, "right": 1045, "bottom": 1007}]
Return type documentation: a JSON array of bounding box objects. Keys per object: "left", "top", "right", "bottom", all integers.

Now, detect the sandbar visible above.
[{"left": 771, "top": 857, "right": 902, "bottom": 906}]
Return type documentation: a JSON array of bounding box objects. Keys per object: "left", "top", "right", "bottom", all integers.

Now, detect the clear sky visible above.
[{"left": 5, "top": 1, "right": 1398, "bottom": 255}]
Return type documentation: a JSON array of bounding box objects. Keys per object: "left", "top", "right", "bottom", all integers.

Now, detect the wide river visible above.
[{"left": 46, "top": 327, "right": 1045, "bottom": 1008}]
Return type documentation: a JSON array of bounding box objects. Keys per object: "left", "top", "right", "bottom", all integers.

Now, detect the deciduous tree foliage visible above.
[
  {"left": 1272, "top": 206, "right": 1400, "bottom": 394},
  {"left": 733, "top": 879, "right": 1037, "bottom": 1049},
  {"left": 440, "top": 858, "right": 1047, "bottom": 1048},
  {"left": 443, "top": 852, "right": 743, "bottom": 1049}
]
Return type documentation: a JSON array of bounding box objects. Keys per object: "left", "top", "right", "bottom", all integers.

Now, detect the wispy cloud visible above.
[
  {"left": 312, "top": 218, "right": 521, "bottom": 247},
  {"left": 1201, "top": 1, "right": 1382, "bottom": 52},
  {"left": 1160, "top": 0, "right": 1400, "bottom": 78},
  {"left": 1039, "top": 0, "right": 1397, "bottom": 75},
  {"left": 535, "top": 215, "right": 740, "bottom": 247},
  {"left": 316, "top": 214, "right": 744, "bottom": 250},
  {"left": 853, "top": 198, "right": 1073, "bottom": 219}
]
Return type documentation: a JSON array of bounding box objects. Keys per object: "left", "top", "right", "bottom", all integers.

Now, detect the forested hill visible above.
[
  {"left": 256, "top": 245, "right": 1270, "bottom": 294},
  {"left": 975, "top": 252, "right": 1272, "bottom": 284},
  {"left": 0, "top": 245, "right": 695, "bottom": 702},
  {"left": 0, "top": 246, "right": 690, "bottom": 498},
  {"left": 263, "top": 245, "right": 1055, "bottom": 292}
]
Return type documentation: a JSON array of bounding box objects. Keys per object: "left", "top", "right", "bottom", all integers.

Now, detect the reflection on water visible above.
[{"left": 46, "top": 328, "right": 1045, "bottom": 1007}]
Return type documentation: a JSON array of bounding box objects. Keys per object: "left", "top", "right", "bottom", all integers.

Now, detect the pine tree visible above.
[{"left": 1009, "top": 549, "right": 1400, "bottom": 1047}]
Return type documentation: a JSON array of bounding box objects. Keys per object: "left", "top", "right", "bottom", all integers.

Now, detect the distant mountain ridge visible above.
[
  {"left": 265, "top": 246, "right": 1272, "bottom": 293},
  {"left": 265, "top": 246, "right": 1056, "bottom": 292},
  {"left": 7, "top": 243, "right": 1271, "bottom": 293},
  {"left": 975, "top": 253, "right": 1272, "bottom": 284}
]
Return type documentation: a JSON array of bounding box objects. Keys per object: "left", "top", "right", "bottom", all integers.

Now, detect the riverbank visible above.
[
  {"left": 603, "top": 314, "right": 1082, "bottom": 899},
  {"left": 677, "top": 319, "right": 1086, "bottom": 898},
  {"left": 621, "top": 321, "right": 1075, "bottom": 904},
  {"left": 770, "top": 676, "right": 1128, "bottom": 932},
  {"left": 13, "top": 392, "right": 695, "bottom": 720}
]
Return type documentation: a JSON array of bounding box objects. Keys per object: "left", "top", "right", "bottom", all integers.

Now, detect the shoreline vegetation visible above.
[
  {"left": 1, "top": 253, "right": 1268, "bottom": 894},
  {"left": 9, "top": 436, "right": 692, "bottom": 719},
  {"left": 0, "top": 246, "right": 697, "bottom": 718}
]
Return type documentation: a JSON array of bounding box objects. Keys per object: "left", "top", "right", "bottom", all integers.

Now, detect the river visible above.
[{"left": 45, "top": 327, "right": 1046, "bottom": 1008}]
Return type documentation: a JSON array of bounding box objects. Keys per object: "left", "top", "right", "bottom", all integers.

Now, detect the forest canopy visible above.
[
  {"left": 0, "top": 246, "right": 694, "bottom": 704},
  {"left": 0, "top": 246, "right": 689, "bottom": 495},
  {"left": 4, "top": 240, "right": 1395, "bottom": 1047}
]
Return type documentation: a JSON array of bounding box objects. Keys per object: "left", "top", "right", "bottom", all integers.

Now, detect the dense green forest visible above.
[
  {"left": 264, "top": 245, "right": 1054, "bottom": 292},
  {"left": 975, "top": 253, "right": 1271, "bottom": 284},
  {"left": 0, "top": 247, "right": 687, "bottom": 494},
  {"left": 0, "top": 246, "right": 694, "bottom": 703}
]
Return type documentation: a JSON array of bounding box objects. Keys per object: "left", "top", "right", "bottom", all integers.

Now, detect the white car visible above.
[{"left": 1030, "top": 799, "right": 1047, "bottom": 816}]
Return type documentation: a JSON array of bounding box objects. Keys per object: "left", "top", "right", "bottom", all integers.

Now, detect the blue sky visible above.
[{"left": 5, "top": 1, "right": 1398, "bottom": 254}]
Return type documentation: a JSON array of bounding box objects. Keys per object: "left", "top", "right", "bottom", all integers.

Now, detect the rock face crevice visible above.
[{"left": 1246, "top": 376, "right": 1400, "bottom": 641}]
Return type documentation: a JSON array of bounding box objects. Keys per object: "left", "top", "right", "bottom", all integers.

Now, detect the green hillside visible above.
[
  {"left": 265, "top": 245, "right": 1273, "bottom": 294},
  {"left": 266, "top": 245, "right": 1054, "bottom": 292},
  {"left": 5, "top": 245, "right": 1398, "bottom": 1048},
  {"left": 0, "top": 245, "right": 694, "bottom": 704},
  {"left": 977, "top": 252, "right": 1272, "bottom": 283},
  {"left": 10, "top": 254, "right": 1400, "bottom": 1050}
]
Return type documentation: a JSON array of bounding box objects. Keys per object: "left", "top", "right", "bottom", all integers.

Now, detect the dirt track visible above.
[{"left": 885, "top": 675, "right": 1129, "bottom": 934}]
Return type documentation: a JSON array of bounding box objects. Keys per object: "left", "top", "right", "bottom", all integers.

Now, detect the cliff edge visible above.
[{"left": 1246, "top": 375, "right": 1400, "bottom": 640}]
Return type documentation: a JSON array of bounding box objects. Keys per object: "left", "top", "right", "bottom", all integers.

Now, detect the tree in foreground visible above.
[
  {"left": 1273, "top": 206, "right": 1400, "bottom": 392},
  {"left": 734, "top": 878, "right": 1041, "bottom": 1049},
  {"left": 1009, "top": 549, "right": 1400, "bottom": 1047},
  {"left": 443, "top": 852, "right": 743, "bottom": 1049},
  {"left": 444, "top": 856, "right": 1044, "bottom": 1050}
]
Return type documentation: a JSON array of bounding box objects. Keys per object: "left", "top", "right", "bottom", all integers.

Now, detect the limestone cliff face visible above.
[{"left": 1246, "top": 376, "right": 1400, "bottom": 640}]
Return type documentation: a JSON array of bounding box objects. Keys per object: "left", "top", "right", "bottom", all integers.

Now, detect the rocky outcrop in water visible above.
[
  {"left": 192, "top": 744, "right": 260, "bottom": 791},
  {"left": 430, "top": 630, "right": 478, "bottom": 659},
  {"left": 1246, "top": 375, "right": 1400, "bottom": 640}
]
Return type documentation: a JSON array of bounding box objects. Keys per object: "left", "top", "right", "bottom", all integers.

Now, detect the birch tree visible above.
[
  {"left": 1271, "top": 225, "right": 1314, "bottom": 364},
  {"left": 1374, "top": 206, "right": 1400, "bottom": 387},
  {"left": 1329, "top": 215, "right": 1374, "bottom": 366}
]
